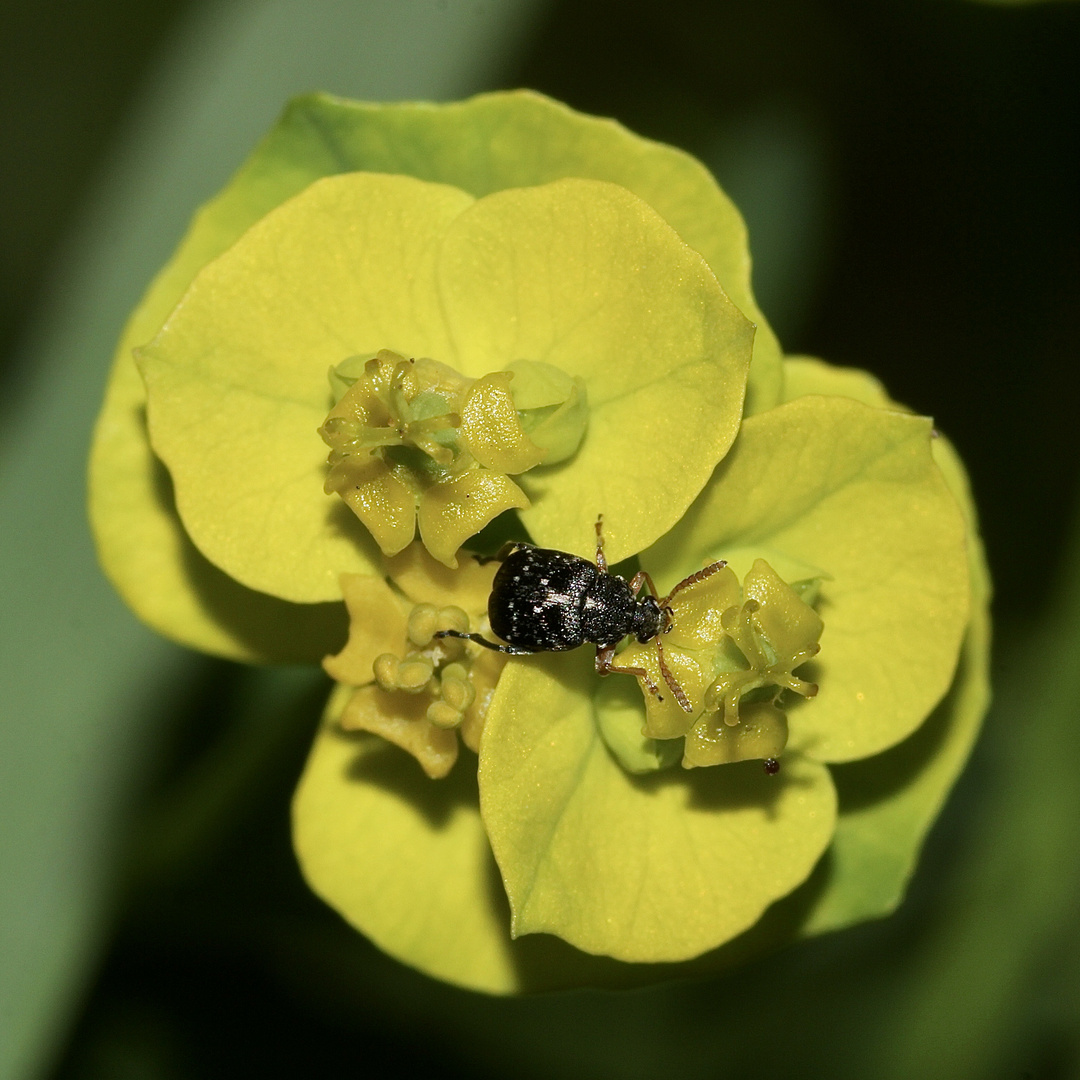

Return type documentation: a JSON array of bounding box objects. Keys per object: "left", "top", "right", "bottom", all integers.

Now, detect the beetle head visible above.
[{"left": 633, "top": 595, "right": 666, "bottom": 643}]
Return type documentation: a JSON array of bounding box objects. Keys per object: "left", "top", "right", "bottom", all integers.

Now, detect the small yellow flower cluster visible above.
[
  {"left": 319, "top": 349, "right": 585, "bottom": 567},
  {"left": 322, "top": 544, "right": 506, "bottom": 778},
  {"left": 618, "top": 560, "right": 823, "bottom": 768}
]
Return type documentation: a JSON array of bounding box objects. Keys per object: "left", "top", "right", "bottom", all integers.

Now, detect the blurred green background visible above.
[{"left": 1, "top": 1, "right": 1078, "bottom": 1077}]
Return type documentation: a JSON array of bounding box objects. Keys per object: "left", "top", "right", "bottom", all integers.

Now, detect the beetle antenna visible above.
[
  {"left": 663, "top": 558, "right": 728, "bottom": 604},
  {"left": 594, "top": 514, "right": 607, "bottom": 573},
  {"left": 655, "top": 637, "right": 692, "bottom": 713}
]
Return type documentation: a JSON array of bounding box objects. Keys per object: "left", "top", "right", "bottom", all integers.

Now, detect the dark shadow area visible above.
[
  {"left": 655, "top": 752, "right": 795, "bottom": 814},
  {"left": 515, "top": 0, "right": 1080, "bottom": 623},
  {"left": 52, "top": 661, "right": 483, "bottom": 1080},
  {"left": 0, "top": 0, "right": 195, "bottom": 394},
  {"left": 343, "top": 731, "right": 479, "bottom": 829}
]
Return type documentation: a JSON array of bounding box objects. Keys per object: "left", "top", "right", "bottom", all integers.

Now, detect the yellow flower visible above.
[
  {"left": 322, "top": 543, "right": 507, "bottom": 778},
  {"left": 319, "top": 350, "right": 538, "bottom": 567},
  {"left": 616, "top": 559, "right": 822, "bottom": 768}
]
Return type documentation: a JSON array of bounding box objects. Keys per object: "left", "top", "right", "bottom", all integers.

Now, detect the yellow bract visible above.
[
  {"left": 643, "top": 395, "right": 971, "bottom": 763},
  {"left": 479, "top": 652, "right": 838, "bottom": 963},
  {"left": 414, "top": 471, "right": 528, "bottom": 568}
]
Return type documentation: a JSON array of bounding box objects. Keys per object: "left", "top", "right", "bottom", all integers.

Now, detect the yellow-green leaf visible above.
[
  {"left": 478, "top": 651, "right": 836, "bottom": 962},
  {"left": 644, "top": 394, "right": 971, "bottom": 763},
  {"left": 138, "top": 173, "right": 472, "bottom": 601},
  {"left": 89, "top": 372, "right": 348, "bottom": 662},
  {"left": 776, "top": 357, "right": 992, "bottom": 933}
]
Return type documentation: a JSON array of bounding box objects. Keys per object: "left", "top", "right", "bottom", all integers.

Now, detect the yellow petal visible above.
[
  {"left": 615, "top": 639, "right": 705, "bottom": 740},
  {"left": 742, "top": 559, "right": 824, "bottom": 662},
  {"left": 385, "top": 542, "right": 497, "bottom": 616},
  {"left": 665, "top": 563, "right": 743, "bottom": 651},
  {"left": 328, "top": 456, "right": 417, "bottom": 557},
  {"left": 683, "top": 700, "right": 789, "bottom": 768},
  {"left": 323, "top": 365, "right": 392, "bottom": 428}
]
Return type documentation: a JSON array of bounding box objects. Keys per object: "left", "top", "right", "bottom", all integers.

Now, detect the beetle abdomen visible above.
[{"left": 488, "top": 546, "right": 596, "bottom": 651}]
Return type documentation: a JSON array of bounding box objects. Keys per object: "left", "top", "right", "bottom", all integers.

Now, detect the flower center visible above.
[
  {"left": 320, "top": 349, "right": 590, "bottom": 484},
  {"left": 703, "top": 596, "right": 821, "bottom": 726},
  {"left": 372, "top": 601, "right": 487, "bottom": 732},
  {"left": 317, "top": 350, "right": 591, "bottom": 565},
  {"left": 321, "top": 351, "right": 471, "bottom": 478}
]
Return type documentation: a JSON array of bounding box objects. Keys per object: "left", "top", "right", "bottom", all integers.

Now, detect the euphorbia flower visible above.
[
  {"left": 317, "top": 349, "right": 587, "bottom": 565},
  {"left": 88, "top": 91, "right": 990, "bottom": 995},
  {"left": 613, "top": 557, "right": 824, "bottom": 770},
  {"left": 131, "top": 170, "right": 750, "bottom": 603},
  {"left": 322, "top": 543, "right": 506, "bottom": 779}
]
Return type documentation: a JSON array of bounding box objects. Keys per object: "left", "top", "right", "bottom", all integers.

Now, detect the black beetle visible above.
[{"left": 436, "top": 517, "right": 726, "bottom": 712}]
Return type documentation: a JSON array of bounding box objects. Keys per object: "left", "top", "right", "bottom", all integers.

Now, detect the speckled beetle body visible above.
[
  {"left": 436, "top": 517, "right": 727, "bottom": 712},
  {"left": 487, "top": 545, "right": 664, "bottom": 653}
]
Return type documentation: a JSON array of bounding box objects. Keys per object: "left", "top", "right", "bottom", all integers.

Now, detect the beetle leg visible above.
[
  {"left": 471, "top": 541, "right": 522, "bottom": 566},
  {"left": 654, "top": 637, "right": 692, "bottom": 713},
  {"left": 628, "top": 570, "right": 660, "bottom": 599},
  {"left": 594, "top": 514, "right": 607, "bottom": 573},
  {"left": 662, "top": 559, "right": 728, "bottom": 604},
  {"left": 433, "top": 629, "right": 535, "bottom": 655},
  {"left": 595, "top": 643, "right": 663, "bottom": 700}
]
